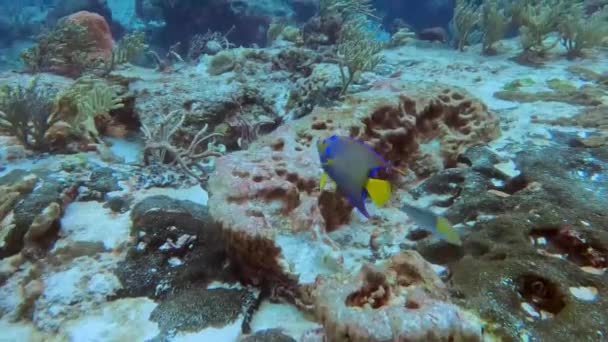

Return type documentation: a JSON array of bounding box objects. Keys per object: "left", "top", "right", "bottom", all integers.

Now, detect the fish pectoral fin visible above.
[
  {"left": 365, "top": 178, "right": 391, "bottom": 207},
  {"left": 320, "top": 172, "right": 328, "bottom": 190},
  {"left": 436, "top": 217, "right": 462, "bottom": 246}
]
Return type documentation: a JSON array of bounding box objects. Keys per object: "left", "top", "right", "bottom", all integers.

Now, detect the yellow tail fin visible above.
[
  {"left": 436, "top": 217, "right": 462, "bottom": 246},
  {"left": 365, "top": 178, "right": 391, "bottom": 207},
  {"left": 320, "top": 172, "right": 328, "bottom": 190}
]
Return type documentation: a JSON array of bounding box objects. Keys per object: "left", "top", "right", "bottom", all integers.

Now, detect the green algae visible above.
[
  {"left": 494, "top": 84, "right": 604, "bottom": 106},
  {"left": 546, "top": 78, "right": 577, "bottom": 92},
  {"left": 501, "top": 78, "right": 536, "bottom": 91}
]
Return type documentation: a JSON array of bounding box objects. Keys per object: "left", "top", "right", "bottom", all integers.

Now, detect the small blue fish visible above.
[
  {"left": 317, "top": 135, "right": 462, "bottom": 246},
  {"left": 401, "top": 203, "right": 462, "bottom": 246}
]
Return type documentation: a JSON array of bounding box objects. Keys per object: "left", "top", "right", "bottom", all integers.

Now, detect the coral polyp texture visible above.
[{"left": 208, "top": 83, "right": 500, "bottom": 288}]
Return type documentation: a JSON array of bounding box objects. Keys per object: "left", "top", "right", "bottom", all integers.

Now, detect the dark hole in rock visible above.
[
  {"left": 452, "top": 92, "right": 465, "bottom": 100},
  {"left": 318, "top": 191, "right": 351, "bottom": 232},
  {"left": 486, "top": 252, "right": 507, "bottom": 261},
  {"left": 311, "top": 121, "right": 327, "bottom": 130},
  {"left": 432, "top": 197, "right": 456, "bottom": 208},
  {"left": 270, "top": 139, "right": 284, "bottom": 151},
  {"left": 416, "top": 242, "right": 465, "bottom": 264},
  {"left": 530, "top": 227, "right": 608, "bottom": 269},
  {"left": 517, "top": 274, "right": 566, "bottom": 315},
  {"left": 467, "top": 240, "right": 490, "bottom": 257},
  {"left": 407, "top": 229, "right": 431, "bottom": 241},
  {"left": 405, "top": 300, "right": 420, "bottom": 309},
  {"left": 252, "top": 175, "right": 264, "bottom": 183},
  {"left": 498, "top": 174, "right": 529, "bottom": 194},
  {"left": 286, "top": 173, "right": 299, "bottom": 183},
  {"left": 456, "top": 154, "right": 473, "bottom": 167},
  {"left": 109, "top": 96, "right": 140, "bottom": 131}
]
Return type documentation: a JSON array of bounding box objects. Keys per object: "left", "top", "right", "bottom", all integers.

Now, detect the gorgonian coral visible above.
[{"left": 0, "top": 78, "right": 57, "bottom": 151}]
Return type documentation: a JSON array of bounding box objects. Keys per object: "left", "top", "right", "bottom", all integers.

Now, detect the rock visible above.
[
  {"left": 311, "top": 251, "right": 483, "bottom": 341},
  {"left": 241, "top": 328, "right": 297, "bottom": 342},
  {"left": 413, "top": 137, "right": 608, "bottom": 340},
  {"left": 208, "top": 83, "right": 500, "bottom": 286},
  {"left": 208, "top": 50, "right": 237, "bottom": 76},
  {"left": 128, "top": 56, "right": 285, "bottom": 150},
  {"left": 115, "top": 195, "right": 233, "bottom": 298},
  {"left": 24, "top": 202, "right": 61, "bottom": 241},
  {"left": 32, "top": 254, "right": 122, "bottom": 331},
  {"left": 150, "top": 287, "right": 253, "bottom": 338},
  {"left": 418, "top": 27, "right": 448, "bottom": 43},
  {"left": 0, "top": 175, "right": 67, "bottom": 258}
]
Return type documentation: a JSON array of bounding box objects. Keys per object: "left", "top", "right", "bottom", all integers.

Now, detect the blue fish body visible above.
[{"left": 317, "top": 135, "right": 390, "bottom": 218}]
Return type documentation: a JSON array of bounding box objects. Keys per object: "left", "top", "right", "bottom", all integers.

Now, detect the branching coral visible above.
[
  {"left": 516, "top": 0, "right": 569, "bottom": 55},
  {"left": 21, "top": 18, "right": 97, "bottom": 77},
  {"left": 453, "top": 0, "right": 481, "bottom": 51},
  {"left": 54, "top": 77, "right": 124, "bottom": 142},
  {"left": 0, "top": 78, "right": 57, "bottom": 151},
  {"left": 336, "top": 18, "right": 384, "bottom": 95},
  {"left": 187, "top": 26, "right": 236, "bottom": 62},
  {"left": 319, "top": 0, "right": 378, "bottom": 20},
  {"left": 141, "top": 110, "right": 225, "bottom": 180},
  {"left": 100, "top": 31, "right": 148, "bottom": 75},
  {"left": 558, "top": 2, "right": 608, "bottom": 59},
  {"left": 480, "top": 0, "right": 509, "bottom": 54}
]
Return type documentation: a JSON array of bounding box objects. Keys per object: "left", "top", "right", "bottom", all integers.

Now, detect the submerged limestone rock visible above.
[{"left": 410, "top": 141, "right": 608, "bottom": 340}]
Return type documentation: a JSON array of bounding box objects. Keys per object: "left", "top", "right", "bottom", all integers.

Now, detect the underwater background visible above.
[{"left": 0, "top": 0, "right": 607, "bottom": 341}]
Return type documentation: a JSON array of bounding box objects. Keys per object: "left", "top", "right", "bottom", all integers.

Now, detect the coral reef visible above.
[
  {"left": 208, "top": 83, "right": 500, "bottom": 289},
  {"left": 414, "top": 143, "right": 608, "bottom": 340},
  {"left": 312, "top": 251, "right": 484, "bottom": 341},
  {"left": 2, "top": 0, "right": 608, "bottom": 340}
]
